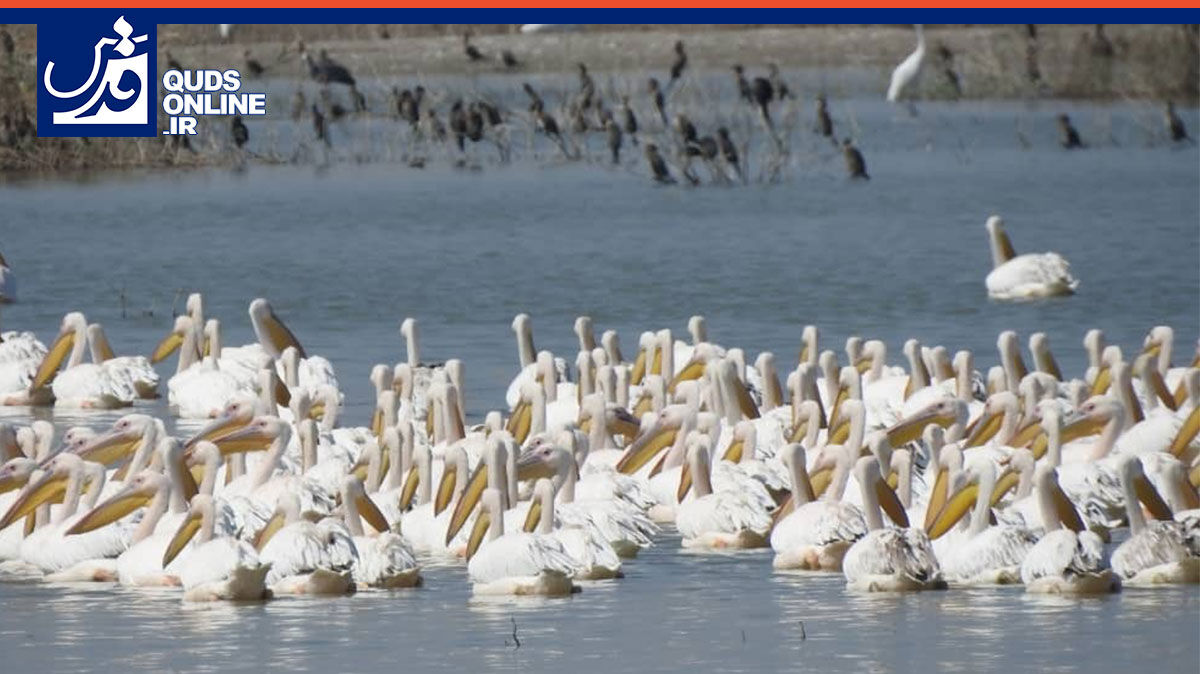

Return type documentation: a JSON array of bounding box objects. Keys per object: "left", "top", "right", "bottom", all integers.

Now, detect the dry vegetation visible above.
[{"left": 1, "top": 23, "right": 1196, "bottom": 174}]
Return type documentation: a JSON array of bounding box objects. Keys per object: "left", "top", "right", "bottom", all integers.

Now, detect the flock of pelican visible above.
[{"left": 0, "top": 254, "right": 1193, "bottom": 601}]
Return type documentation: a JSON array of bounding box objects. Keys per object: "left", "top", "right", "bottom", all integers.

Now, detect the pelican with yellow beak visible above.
[
  {"left": 925, "top": 456, "right": 1037, "bottom": 584},
  {"left": 254, "top": 491, "right": 355, "bottom": 596},
  {"left": 983, "top": 215, "right": 1078, "bottom": 300},
  {"left": 156, "top": 317, "right": 255, "bottom": 419},
  {"left": 337, "top": 475, "right": 421, "bottom": 589},
  {"left": 1109, "top": 455, "right": 1199, "bottom": 584},
  {"left": 0, "top": 305, "right": 48, "bottom": 405},
  {"left": 771, "top": 443, "right": 867, "bottom": 571},
  {"left": 465, "top": 487, "right": 576, "bottom": 596},
  {"left": 29, "top": 312, "right": 135, "bottom": 408},
  {"left": 162, "top": 494, "right": 271, "bottom": 601},
  {"left": 504, "top": 314, "right": 569, "bottom": 411},
  {"left": 674, "top": 434, "right": 771, "bottom": 549},
  {"left": 842, "top": 448, "right": 946, "bottom": 592},
  {"left": 1019, "top": 464, "right": 1118, "bottom": 594},
  {"left": 85, "top": 323, "right": 159, "bottom": 399},
  {"left": 522, "top": 477, "right": 622, "bottom": 580}
]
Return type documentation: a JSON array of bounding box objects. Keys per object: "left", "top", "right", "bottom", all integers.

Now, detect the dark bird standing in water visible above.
[
  {"left": 449, "top": 101, "right": 468, "bottom": 151},
  {"left": 303, "top": 47, "right": 355, "bottom": 86},
  {"left": 605, "top": 118, "right": 623, "bottom": 164},
  {"left": 620, "top": 95, "right": 638, "bottom": 145},
  {"left": 751, "top": 76, "right": 775, "bottom": 123},
  {"left": 648, "top": 78, "right": 667, "bottom": 125},
  {"left": 716, "top": 127, "right": 742, "bottom": 181},
  {"left": 644, "top": 143, "right": 674, "bottom": 184},
  {"left": 674, "top": 113, "right": 698, "bottom": 149},
  {"left": 936, "top": 44, "right": 962, "bottom": 98},
  {"left": 501, "top": 50, "right": 521, "bottom": 69},
  {"left": 815, "top": 94, "right": 833, "bottom": 137},
  {"left": 522, "top": 82, "right": 544, "bottom": 113},
  {"left": 1165, "top": 102, "right": 1190, "bottom": 142},
  {"left": 669, "top": 40, "right": 688, "bottom": 88},
  {"left": 768, "top": 63, "right": 792, "bottom": 100},
  {"left": 1057, "top": 114, "right": 1083, "bottom": 149},
  {"left": 312, "top": 104, "right": 329, "bottom": 146},
  {"left": 230, "top": 115, "right": 249, "bottom": 148},
  {"left": 842, "top": 138, "right": 869, "bottom": 179},
  {"left": 350, "top": 86, "right": 367, "bottom": 113},
  {"left": 463, "top": 32, "right": 485, "bottom": 62},
  {"left": 732, "top": 65, "right": 753, "bottom": 103},
  {"left": 243, "top": 50, "right": 265, "bottom": 77},
  {"left": 577, "top": 63, "right": 596, "bottom": 110},
  {"left": 536, "top": 109, "right": 561, "bottom": 140}
]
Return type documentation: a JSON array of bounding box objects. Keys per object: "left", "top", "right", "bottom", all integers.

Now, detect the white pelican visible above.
[
  {"left": 465, "top": 487, "right": 576, "bottom": 596},
  {"left": 338, "top": 476, "right": 421, "bottom": 589},
  {"left": 0, "top": 251, "right": 14, "bottom": 303},
  {"left": 400, "top": 441, "right": 464, "bottom": 556},
  {"left": 30, "top": 312, "right": 135, "bottom": 408},
  {"left": 771, "top": 443, "right": 866, "bottom": 571},
  {"left": 162, "top": 494, "right": 270, "bottom": 601},
  {"left": 523, "top": 478, "right": 622, "bottom": 580},
  {"left": 1019, "top": 464, "right": 1118, "bottom": 594},
  {"left": 255, "top": 491, "right": 355, "bottom": 595},
  {"left": 85, "top": 323, "right": 159, "bottom": 399},
  {"left": 1109, "top": 455, "right": 1199, "bottom": 584},
  {"left": 0, "top": 306, "right": 48, "bottom": 405},
  {"left": 0, "top": 453, "right": 129, "bottom": 579},
  {"left": 396, "top": 317, "right": 445, "bottom": 423},
  {"left": 984, "top": 216, "right": 1079, "bottom": 300},
  {"left": 673, "top": 435, "right": 771, "bottom": 549},
  {"left": 925, "top": 456, "right": 1037, "bottom": 584},
  {"left": 157, "top": 317, "right": 255, "bottom": 418},
  {"left": 505, "top": 314, "right": 569, "bottom": 410},
  {"left": 886, "top": 24, "right": 925, "bottom": 102},
  {"left": 209, "top": 416, "right": 336, "bottom": 520},
  {"left": 842, "top": 450, "right": 945, "bottom": 591}
]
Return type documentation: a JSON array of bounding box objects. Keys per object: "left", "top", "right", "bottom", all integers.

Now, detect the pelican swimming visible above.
[
  {"left": 984, "top": 216, "right": 1078, "bottom": 300},
  {"left": 1109, "top": 455, "right": 1199, "bottom": 584},
  {"left": 770, "top": 443, "right": 867, "bottom": 571},
  {"left": 1019, "top": 464, "right": 1118, "bottom": 594},
  {"left": 157, "top": 316, "right": 255, "bottom": 418},
  {"left": 465, "top": 487, "right": 576, "bottom": 596},
  {"left": 85, "top": 323, "right": 159, "bottom": 399},
  {"left": 842, "top": 448, "right": 945, "bottom": 591},
  {"left": 0, "top": 306, "right": 48, "bottom": 405},
  {"left": 162, "top": 494, "right": 271, "bottom": 601},
  {"left": 338, "top": 475, "right": 421, "bottom": 589},
  {"left": 673, "top": 434, "right": 771, "bottom": 549},
  {"left": 254, "top": 491, "right": 356, "bottom": 595},
  {"left": 30, "top": 312, "right": 136, "bottom": 408},
  {"left": 523, "top": 477, "right": 622, "bottom": 580}
]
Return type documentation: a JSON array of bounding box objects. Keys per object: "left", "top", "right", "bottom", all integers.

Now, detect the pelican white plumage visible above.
[
  {"left": 673, "top": 435, "right": 771, "bottom": 549},
  {"left": 162, "top": 494, "right": 270, "bottom": 601},
  {"left": 842, "top": 448, "right": 945, "bottom": 592},
  {"left": 1109, "top": 455, "right": 1199, "bottom": 584},
  {"left": 523, "top": 477, "right": 622, "bottom": 580},
  {"left": 1019, "top": 464, "right": 1118, "bottom": 594},
  {"left": 984, "top": 216, "right": 1078, "bottom": 300},
  {"left": 886, "top": 24, "right": 926, "bottom": 102},
  {"left": 255, "top": 491, "right": 355, "bottom": 595},
  {"left": 30, "top": 312, "right": 135, "bottom": 408},
  {"left": 465, "top": 487, "right": 576, "bottom": 596},
  {"left": 770, "top": 443, "right": 867, "bottom": 571},
  {"left": 925, "top": 456, "right": 1037, "bottom": 584},
  {"left": 0, "top": 306, "right": 48, "bottom": 405},
  {"left": 157, "top": 316, "right": 255, "bottom": 418},
  {"left": 505, "top": 314, "right": 569, "bottom": 410},
  {"left": 338, "top": 476, "right": 421, "bottom": 589},
  {"left": 85, "top": 323, "right": 159, "bottom": 399}
]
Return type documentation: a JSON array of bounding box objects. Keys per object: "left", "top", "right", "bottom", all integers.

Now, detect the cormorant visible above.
[
  {"left": 605, "top": 118, "right": 623, "bottom": 164},
  {"left": 842, "top": 138, "right": 868, "bottom": 179},
  {"left": 644, "top": 143, "right": 674, "bottom": 184},
  {"left": 1057, "top": 113, "right": 1083, "bottom": 149},
  {"left": 501, "top": 50, "right": 521, "bottom": 69},
  {"left": 648, "top": 78, "right": 667, "bottom": 125},
  {"left": 1165, "top": 102, "right": 1189, "bottom": 142},
  {"left": 815, "top": 95, "right": 833, "bottom": 137},
  {"left": 312, "top": 104, "right": 329, "bottom": 146},
  {"left": 669, "top": 40, "right": 688, "bottom": 87},
  {"left": 464, "top": 32, "right": 485, "bottom": 62},
  {"left": 716, "top": 126, "right": 742, "bottom": 180},
  {"left": 522, "top": 82, "right": 544, "bottom": 113},
  {"left": 243, "top": 49, "right": 264, "bottom": 78},
  {"left": 732, "top": 64, "right": 753, "bottom": 102},
  {"left": 620, "top": 95, "right": 638, "bottom": 145},
  {"left": 230, "top": 115, "right": 248, "bottom": 148},
  {"left": 165, "top": 51, "right": 183, "bottom": 71},
  {"left": 768, "top": 63, "right": 792, "bottom": 100}
]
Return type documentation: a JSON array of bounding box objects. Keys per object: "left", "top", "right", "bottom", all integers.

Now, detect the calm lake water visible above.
[{"left": 0, "top": 80, "right": 1197, "bottom": 672}]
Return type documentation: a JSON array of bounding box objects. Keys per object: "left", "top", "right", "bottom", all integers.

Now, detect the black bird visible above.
[
  {"left": 644, "top": 143, "right": 674, "bottom": 184},
  {"left": 936, "top": 45, "right": 962, "bottom": 98},
  {"left": 465, "top": 103, "right": 485, "bottom": 142},
  {"left": 2, "top": 28, "right": 15, "bottom": 62},
  {"left": 648, "top": 78, "right": 667, "bottom": 125},
  {"left": 1025, "top": 25, "right": 1041, "bottom": 85},
  {"left": 674, "top": 113, "right": 698, "bottom": 149},
  {"left": 694, "top": 135, "right": 718, "bottom": 161},
  {"left": 303, "top": 49, "right": 355, "bottom": 86},
  {"left": 751, "top": 76, "right": 774, "bottom": 123},
  {"left": 535, "top": 109, "right": 560, "bottom": 140},
  {"left": 669, "top": 40, "right": 688, "bottom": 87},
  {"left": 620, "top": 95, "right": 638, "bottom": 145},
  {"left": 1090, "top": 24, "right": 1114, "bottom": 59},
  {"left": 522, "top": 82, "right": 544, "bottom": 113},
  {"left": 230, "top": 115, "right": 249, "bottom": 148},
  {"left": 290, "top": 90, "right": 306, "bottom": 121},
  {"left": 449, "top": 101, "right": 468, "bottom": 151},
  {"left": 716, "top": 126, "right": 742, "bottom": 180},
  {"left": 1057, "top": 114, "right": 1083, "bottom": 149},
  {"left": 312, "top": 104, "right": 329, "bottom": 146},
  {"left": 577, "top": 63, "right": 596, "bottom": 110},
  {"left": 501, "top": 50, "right": 520, "bottom": 69},
  {"left": 243, "top": 49, "right": 265, "bottom": 78},
  {"left": 1165, "top": 102, "right": 1189, "bottom": 142},
  {"left": 399, "top": 89, "right": 419, "bottom": 126},
  {"left": 376, "top": 24, "right": 390, "bottom": 40},
  {"left": 842, "top": 138, "right": 868, "bottom": 179},
  {"left": 815, "top": 95, "right": 833, "bottom": 137},
  {"left": 768, "top": 63, "right": 792, "bottom": 100},
  {"left": 350, "top": 86, "right": 367, "bottom": 114},
  {"left": 165, "top": 51, "right": 183, "bottom": 71},
  {"left": 477, "top": 101, "right": 503, "bottom": 127},
  {"left": 463, "top": 32, "right": 485, "bottom": 62},
  {"left": 732, "top": 65, "right": 752, "bottom": 102},
  {"left": 605, "top": 118, "right": 623, "bottom": 164}
]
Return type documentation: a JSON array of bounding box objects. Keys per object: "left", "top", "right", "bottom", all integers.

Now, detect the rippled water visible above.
[{"left": 0, "top": 88, "right": 1197, "bottom": 672}]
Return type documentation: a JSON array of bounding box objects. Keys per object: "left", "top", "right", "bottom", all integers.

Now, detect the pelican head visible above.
[
  {"left": 31, "top": 312, "right": 87, "bottom": 389},
  {"left": 77, "top": 414, "right": 156, "bottom": 467},
  {"left": 210, "top": 416, "right": 288, "bottom": 456},
  {"left": 885, "top": 397, "right": 964, "bottom": 447},
  {"left": 249, "top": 298, "right": 305, "bottom": 359},
  {"left": 151, "top": 315, "right": 196, "bottom": 363},
  {"left": 184, "top": 399, "right": 257, "bottom": 450},
  {"left": 66, "top": 470, "right": 169, "bottom": 536}
]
